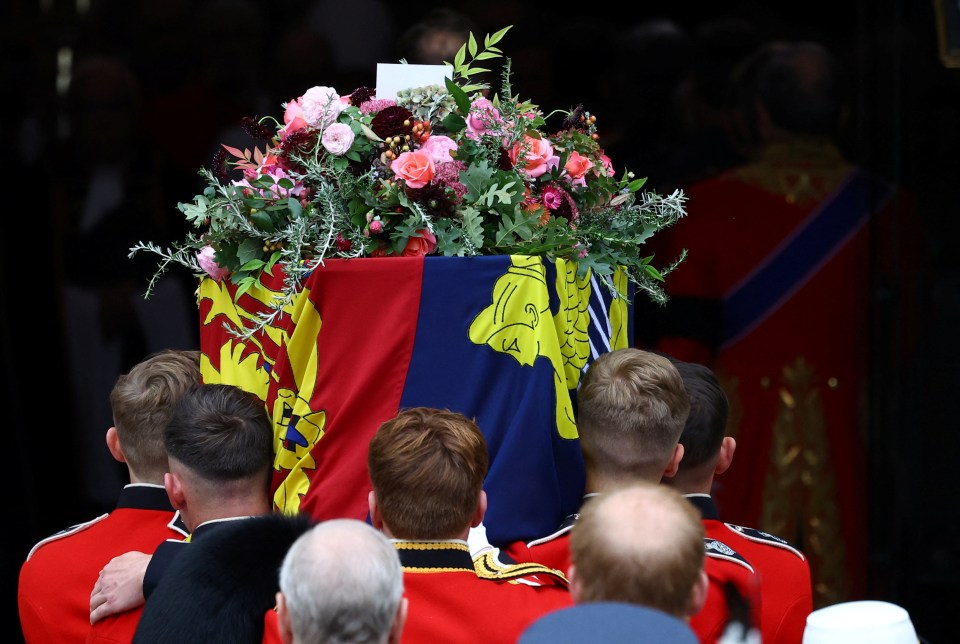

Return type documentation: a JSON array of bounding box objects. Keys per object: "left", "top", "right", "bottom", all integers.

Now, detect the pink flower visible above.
[
  {"left": 299, "top": 86, "right": 345, "bottom": 128},
  {"left": 599, "top": 153, "right": 615, "bottom": 177},
  {"left": 280, "top": 101, "right": 309, "bottom": 140},
  {"left": 334, "top": 234, "right": 352, "bottom": 253},
  {"left": 391, "top": 151, "right": 435, "bottom": 189},
  {"left": 418, "top": 135, "right": 457, "bottom": 163},
  {"left": 359, "top": 98, "right": 397, "bottom": 115},
  {"left": 465, "top": 97, "right": 503, "bottom": 140},
  {"left": 234, "top": 166, "right": 305, "bottom": 200},
  {"left": 508, "top": 135, "right": 559, "bottom": 179},
  {"left": 197, "top": 246, "right": 230, "bottom": 281},
  {"left": 400, "top": 229, "right": 437, "bottom": 257},
  {"left": 541, "top": 186, "right": 563, "bottom": 210},
  {"left": 321, "top": 123, "right": 355, "bottom": 155},
  {"left": 563, "top": 151, "right": 594, "bottom": 187},
  {"left": 369, "top": 219, "right": 383, "bottom": 234}
]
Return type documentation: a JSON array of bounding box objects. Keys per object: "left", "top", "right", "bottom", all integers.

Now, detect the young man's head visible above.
[
  {"left": 277, "top": 518, "right": 407, "bottom": 644},
  {"left": 367, "top": 407, "right": 489, "bottom": 540},
  {"left": 163, "top": 383, "right": 275, "bottom": 530},
  {"left": 108, "top": 349, "right": 202, "bottom": 483},
  {"left": 662, "top": 359, "right": 737, "bottom": 494},
  {"left": 576, "top": 348, "right": 691, "bottom": 486},
  {"left": 568, "top": 482, "right": 708, "bottom": 620}
]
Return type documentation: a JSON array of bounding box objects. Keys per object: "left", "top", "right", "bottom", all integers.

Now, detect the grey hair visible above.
[{"left": 279, "top": 519, "right": 403, "bottom": 643}]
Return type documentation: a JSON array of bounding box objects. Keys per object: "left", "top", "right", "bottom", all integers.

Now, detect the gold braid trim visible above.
[
  {"left": 473, "top": 552, "right": 569, "bottom": 584},
  {"left": 395, "top": 541, "right": 470, "bottom": 551},
  {"left": 760, "top": 357, "right": 849, "bottom": 608}
]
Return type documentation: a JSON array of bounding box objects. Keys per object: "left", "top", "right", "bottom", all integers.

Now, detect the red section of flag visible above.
[{"left": 275, "top": 257, "right": 423, "bottom": 521}]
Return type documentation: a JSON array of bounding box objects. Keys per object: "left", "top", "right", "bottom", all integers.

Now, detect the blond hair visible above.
[{"left": 576, "top": 348, "right": 690, "bottom": 480}]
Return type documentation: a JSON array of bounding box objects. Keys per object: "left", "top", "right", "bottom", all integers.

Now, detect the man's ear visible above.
[
  {"left": 715, "top": 437, "right": 736, "bottom": 476},
  {"left": 275, "top": 592, "right": 294, "bottom": 644},
  {"left": 368, "top": 490, "right": 384, "bottom": 530},
  {"left": 471, "top": 490, "right": 487, "bottom": 528},
  {"left": 105, "top": 427, "right": 126, "bottom": 464},
  {"left": 164, "top": 472, "right": 186, "bottom": 510},
  {"left": 567, "top": 564, "right": 581, "bottom": 603},
  {"left": 388, "top": 597, "right": 408, "bottom": 644},
  {"left": 688, "top": 569, "right": 710, "bottom": 618},
  {"left": 663, "top": 443, "right": 685, "bottom": 478}
]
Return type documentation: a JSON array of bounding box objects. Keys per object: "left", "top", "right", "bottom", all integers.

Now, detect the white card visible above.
[{"left": 376, "top": 63, "right": 453, "bottom": 101}]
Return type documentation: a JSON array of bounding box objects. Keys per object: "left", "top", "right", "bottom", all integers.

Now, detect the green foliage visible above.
[{"left": 131, "top": 24, "right": 689, "bottom": 338}]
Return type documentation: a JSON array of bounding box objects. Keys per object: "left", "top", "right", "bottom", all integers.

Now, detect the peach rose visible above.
[
  {"left": 280, "top": 100, "right": 308, "bottom": 140},
  {"left": 390, "top": 151, "right": 435, "bottom": 189},
  {"left": 400, "top": 229, "right": 437, "bottom": 257},
  {"left": 509, "top": 135, "right": 559, "bottom": 179},
  {"left": 564, "top": 151, "right": 594, "bottom": 187}
]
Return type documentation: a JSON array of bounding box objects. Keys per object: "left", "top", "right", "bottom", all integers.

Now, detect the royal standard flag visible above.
[{"left": 198, "top": 255, "right": 632, "bottom": 545}]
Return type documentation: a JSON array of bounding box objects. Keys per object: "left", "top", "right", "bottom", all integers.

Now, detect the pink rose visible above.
[
  {"left": 564, "top": 151, "right": 594, "bottom": 187},
  {"left": 197, "top": 246, "right": 230, "bottom": 281},
  {"left": 465, "top": 97, "right": 503, "bottom": 140},
  {"left": 418, "top": 135, "right": 457, "bottom": 163},
  {"left": 299, "top": 86, "right": 345, "bottom": 128},
  {"left": 508, "top": 135, "right": 559, "bottom": 179},
  {"left": 391, "top": 151, "right": 435, "bottom": 189},
  {"left": 599, "top": 153, "right": 615, "bottom": 177},
  {"left": 321, "top": 123, "right": 355, "bottom": 155},
  {"left": 400, "top": 229, "right": 437, "bottom": 257},
  {"left": 280, "top": 100, "right": 308, "bottom": 140}
]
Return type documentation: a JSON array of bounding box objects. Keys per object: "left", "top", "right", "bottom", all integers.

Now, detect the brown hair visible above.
[
  {"left": 110, "top": 349, "right": 201, "bottom": 481},
  {"left": 576, "top": 348, "right": 690, "bottom": 480},
  {"left": 367, "top": 407, "right": 489, "bottom": 539},
  {"left": 570, "top": 483, "right": 705, "bottom": 617}
]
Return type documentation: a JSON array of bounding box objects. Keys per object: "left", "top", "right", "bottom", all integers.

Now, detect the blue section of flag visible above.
[{"left": 399, "top": 256, "right": 587, "bottom": 545}]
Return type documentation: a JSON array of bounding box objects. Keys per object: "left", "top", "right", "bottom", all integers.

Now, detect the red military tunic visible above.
[
  {"left": 643, "top": 140, "right": 919, "bottom": 602},
  {"left": 693, "top": 539, "right": 762, "bottom": 644},
  {"left": 501, "top": 512, "right": 576, "bottom": 576},
  {"left": 688, "top": 494, "right": 812, "bottom": 643},
  {"left": 18, "top": 484, "right": 187, "bottom": 643},
  {"left": 394, "top": 540, "right": 572, "bottom": 644},
  {"left": 497, "top": 498, "right": 762, "bottom": 644}
]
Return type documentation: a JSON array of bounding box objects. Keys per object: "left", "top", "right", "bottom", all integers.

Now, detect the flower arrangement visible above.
[{"left": 132, "top": 26, "right": 687, "bottom": 334}]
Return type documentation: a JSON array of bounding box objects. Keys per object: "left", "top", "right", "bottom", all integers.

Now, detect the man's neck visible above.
[
  {"left": 584, "top": 470, "right": 662, "bottom": 495},
  {"left": 184, "top": 497, "right": 272, "bottom": 533}
]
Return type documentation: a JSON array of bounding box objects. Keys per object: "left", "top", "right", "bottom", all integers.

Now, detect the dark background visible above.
[{"left": 2, "top": 0, "right": 958, "bottom": 640}]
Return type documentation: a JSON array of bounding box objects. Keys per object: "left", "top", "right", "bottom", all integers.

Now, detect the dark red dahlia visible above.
[
  {"left": 241, "top": 116, "right": 275, "bottom": 142},
  {"left": 409, "top": 182, "right": 457, "bottom": 219},
  {"left": 496, "top": 146, "right": 513, "bottom": 171},
  {"left": 561, "top": 103, "right": 586, "bottom": 132},
  {"left": 212, "top": 147, "right": 230, "bottom": 183},
  {"left": 370, "top": 105, "right": 414, "bottom": 139},
  {"left": 348, "top": 86, "right": 376, "bottom": 106},
  {"left": 277, "top": 129, "right": 316, "bottom": 173}
]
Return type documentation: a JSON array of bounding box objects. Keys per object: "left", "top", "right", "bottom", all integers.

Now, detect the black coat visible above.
[{"left": 133, "top": 512, "right": 315, "bottom": 644}]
